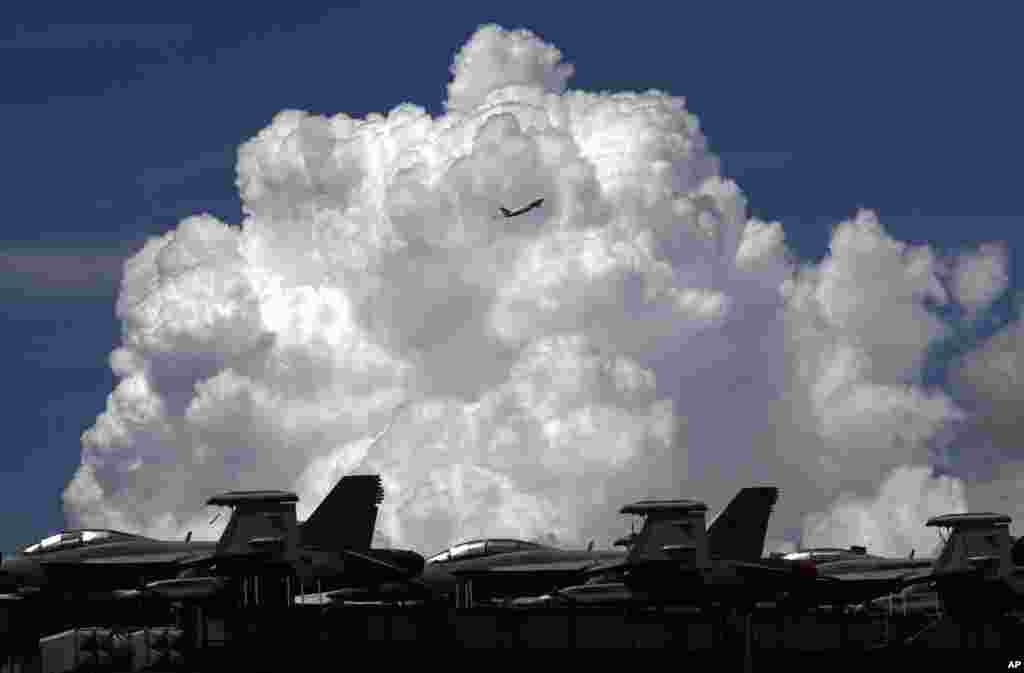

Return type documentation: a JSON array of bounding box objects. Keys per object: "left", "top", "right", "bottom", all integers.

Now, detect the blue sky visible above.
[{"left": 2, "top": 3, "right": 1022, "bottom": 554}]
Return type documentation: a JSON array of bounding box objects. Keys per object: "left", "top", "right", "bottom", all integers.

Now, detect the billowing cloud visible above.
[
  {"left": 943, "top": 310, "right": 1024, "bottom": 536},
  {"left": 953, "top": 313, "right": 1024, "bottom": 456},
  {"left": 446, "top": 25, "right": 574, "bottom": 113},
  {"left": 802, "top": 466, "right": 966, "bottom": 557},
  {"left": 65, "top": 24, "right": 1017, "bottom": 557},
  {"left": 950, "top": 242, "right": 1009, "bottom": 318},
  {"left": 961, "top": 466, "right": 1024, "bottom": 538}
]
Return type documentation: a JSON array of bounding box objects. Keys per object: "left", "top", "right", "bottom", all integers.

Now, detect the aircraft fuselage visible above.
[{"left": 0, "top": 536, "right": 218, "bottom": 593}]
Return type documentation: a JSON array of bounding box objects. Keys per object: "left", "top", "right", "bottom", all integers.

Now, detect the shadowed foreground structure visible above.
[
  {"left": 4, "top": 500, "right": 1024, "bottom": 669},
  {"left": 3, "top": 593, "right": 1022, "bottom": 671}
]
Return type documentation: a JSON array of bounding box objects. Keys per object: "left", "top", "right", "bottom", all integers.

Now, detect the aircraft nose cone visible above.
[{"left": 0, "top": 557, "right": 43, "bottom": 590}]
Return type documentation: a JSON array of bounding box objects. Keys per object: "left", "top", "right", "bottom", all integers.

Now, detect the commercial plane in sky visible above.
[{"left": 498, "top": 198, "right": 544, "bottom": 218}]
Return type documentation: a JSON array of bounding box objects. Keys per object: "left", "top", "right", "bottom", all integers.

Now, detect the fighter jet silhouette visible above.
[{"left": 498, "top": 198, "right": 544, "bottom": 218}]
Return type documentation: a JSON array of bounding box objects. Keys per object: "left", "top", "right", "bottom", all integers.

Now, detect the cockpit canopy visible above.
[
  {"left": 21, "top": 530, "right": 139, "bottom": 555},
  {"left": 426, "top": 538, "right": 546, "bottom": 564}
]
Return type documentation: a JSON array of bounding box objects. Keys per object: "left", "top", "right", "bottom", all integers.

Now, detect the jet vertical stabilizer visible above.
[
  {"left": 706, "top": 487, "right": 779, "bottom": 562},
  {"left": 299, "top": 475, "right": 384, "bottom": 551},
  {"left": 206, "top": 490, "right": 299, "bottom": 563}
]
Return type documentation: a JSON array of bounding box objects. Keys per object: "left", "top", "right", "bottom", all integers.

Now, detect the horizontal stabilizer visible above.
[
  {"left": 340, "top": 548, "right": 417, "bottom": 580},
  {"left": 145, "top": 577, "right": 226, "bottom": 601},
  {"left": 662, "top": 544, "right": 698, "bottom": 558}
]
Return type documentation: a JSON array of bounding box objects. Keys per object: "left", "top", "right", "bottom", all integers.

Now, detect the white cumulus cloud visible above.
[
  {"left": 65, "top": 24, "right": 1017, "bottom": 557},
  {"left": 803, "top": 466, "right": 966, "bottom": 558}
]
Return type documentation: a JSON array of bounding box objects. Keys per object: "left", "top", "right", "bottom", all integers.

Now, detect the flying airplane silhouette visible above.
[{"left": 498, "top": 198, "right": 544, "bottom": 218}]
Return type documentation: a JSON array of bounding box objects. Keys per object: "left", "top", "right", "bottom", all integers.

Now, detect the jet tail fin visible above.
[
  {"left": 706, "top": 487, "right": 778, "bottom": 562},
  {"left": 300, "top": 475, "right": 384, "bottom": 551},
  {"left": 499, "top": 207, "right": 512, "bottom": 217}
]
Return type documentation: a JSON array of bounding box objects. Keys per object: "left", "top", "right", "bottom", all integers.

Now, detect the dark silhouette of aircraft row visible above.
[
  {"left": 3, "top": 469, "right": 1022, "bottom": 618},
  {"left": 0, "top": 475, "right": 422, "bottom": 602},
  {"left": 328, "top": 486, "right": 778, "bottom": 605},
  {"left": 326, "top": 489, "right": 1024, "bottom": 617}
]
